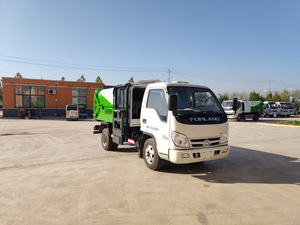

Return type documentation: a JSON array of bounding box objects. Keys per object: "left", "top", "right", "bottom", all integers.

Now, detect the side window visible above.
[
  {"left": 15, "top": 85, "right": 45, "bottom": 108},
  {"left": 238, "top": 101, "right": 241, "bottom": 109},
  {"left": 147, "top": 89, "right": 168, "bottom": 122}
]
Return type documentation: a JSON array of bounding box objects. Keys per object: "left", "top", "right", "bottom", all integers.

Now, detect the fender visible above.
[{"left": 138, "top": 132, "right": 156, "bottom": 158}]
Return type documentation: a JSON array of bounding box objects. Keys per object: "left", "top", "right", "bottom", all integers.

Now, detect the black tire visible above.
[
  {"left": 286, "top": 115, "right": 290, "bottom": 117},
  {"left": 101, "top": 128, "right": 113, "bottom": 151},
  {"left": 143, "top": 138, "right": 162, "bottom": 170},
  {"left": 269, "top": 115, "right": 274, "bottom": 118},
  {"left": 111, "top": 143, "right": 119, "bottom": 150},
  {"left": 237, "top": 114, "right": 242, "bottom": 121},
  {"left": 253, "top": 113, "right": 259, "bottom": 121}
]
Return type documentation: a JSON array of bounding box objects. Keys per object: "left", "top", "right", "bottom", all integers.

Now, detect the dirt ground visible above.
[{"left": 0, "top": 116, "right": 300, "bottom": 225}]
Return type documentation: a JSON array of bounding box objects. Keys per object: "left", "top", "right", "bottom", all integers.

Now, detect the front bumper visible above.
[
  {"left": 268, "top": 112, "right": 278, "bottom": 116},
  {"left": 168, "top": 145, "right": 230, "bottom": 164},
  {"left": 279, "top": 112, "right": 289, "bottom": 116},
  {"left": 227, "top": 115, "right": 236, "bottom": 119}
]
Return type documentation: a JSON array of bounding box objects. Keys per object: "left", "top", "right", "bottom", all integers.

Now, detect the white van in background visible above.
[{"left": 66, "top": 104, "right": 79, "bottom": 121}]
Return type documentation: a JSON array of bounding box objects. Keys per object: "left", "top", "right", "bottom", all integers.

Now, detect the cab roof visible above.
[{"left": 146, "top": 81, "right": 209, "bottom": 90}]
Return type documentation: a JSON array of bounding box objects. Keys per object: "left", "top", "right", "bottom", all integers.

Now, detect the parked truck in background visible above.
[
  {"left": 261, "top": 101, "right": 278, "bottom": 117},
  {"left": 289, "top": 103, "right": 295, "bottom": 116},
  {"left": 276, "top": 102, "right": 293, "bottom": 117},
  {"left": 78, "top": 104, "right": 88, "bottom": 118},
  {"left": 93, "top": 80, "right": 231, "bottom": 170},
  {"left": 222, "top": 100, "right": 263, "bottom": 121}
]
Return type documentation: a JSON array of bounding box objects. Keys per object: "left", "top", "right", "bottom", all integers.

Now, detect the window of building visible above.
[
  {"left": 72, "top": 88, "right": 87, "bottom": 104},
  {"left": 15, "top": 85, "right": 45, "bottom": 108}
]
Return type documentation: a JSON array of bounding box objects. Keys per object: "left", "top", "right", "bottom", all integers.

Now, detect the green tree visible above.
[
  {"left": 128, "top": 77, "right": 134, "bottom": 83},
  {"left": 218, "top": 93, "right": 229, "bottom": 103},
  {"left": 280, "top": 90, "right": 290, "bottom": 102},
  {"left": 249, "top": 91, "right": 259, "bottom": 101},
  {"left": 249, "top": 91, "right": 264, "bottom": 101},
  {"left": 265, "top": 92, "right": 273, "bottom": 101},
  {"left": 258, "top": 95, "right": 265, "bottom": 102},
  {"left": 273, "top": 92, "right": 281, "bottom": 102},
  {"left": 14, "top": 72, "right": 23, "bottom": 78},
  {"left": 95, "top": 76, "right": 102, "bottom": 83},
  {"left": 76, "top": 75, "right": 86, "bottom": 82},
  {"left": 61, "top": 77, "right": 65, "bottom": 81}
]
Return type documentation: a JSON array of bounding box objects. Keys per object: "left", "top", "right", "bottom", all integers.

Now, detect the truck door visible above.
[{"left": 141, "top": 88, "right": 169, "bottom": 157}]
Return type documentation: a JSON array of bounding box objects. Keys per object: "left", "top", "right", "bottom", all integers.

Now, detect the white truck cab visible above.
[
  {"left": 262, "top": 101, "right": 278, "bottom": 117},
  {"left": 276, "top": 102, "right": 291, "bottom": 117},
  {"left": 140, "top": 82, "right": 230, "bottom": 167}
]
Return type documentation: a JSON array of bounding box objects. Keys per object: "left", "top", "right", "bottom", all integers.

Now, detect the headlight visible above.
[
  {"left": 220, "top": 130, "right": 229, "bottom": 144},
  {"left": 171, "top": 131, "right": 189, "bottom": 148}
]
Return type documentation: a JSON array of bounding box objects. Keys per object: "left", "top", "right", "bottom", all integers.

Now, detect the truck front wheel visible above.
[
  {"left": 237, "top": 114, "right": 242, "bottom": 121},
  {"left": 101, "top": 128, "right": 113, "bottom": 150},
  {"left": 143, "top": 138, "right": 162, "bottom": 170}
]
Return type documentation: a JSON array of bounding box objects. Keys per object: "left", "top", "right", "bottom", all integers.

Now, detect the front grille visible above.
[{"left": 190, "top": 137, "right": 221, "bottom": 148}]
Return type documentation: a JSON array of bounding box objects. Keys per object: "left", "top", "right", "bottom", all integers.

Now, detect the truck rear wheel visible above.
[
  {"left": 143, "top": 138, "right": 162, "bottom": 170},
  {"left": 101, "top": 128, "right": 113, "bottom": 150},
  {"left": 253, "top": 113, "right": 259, "bottom": 121}
]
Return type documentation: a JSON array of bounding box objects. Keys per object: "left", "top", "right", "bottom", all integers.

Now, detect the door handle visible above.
[{"left": 143, "top": 119, "right": 146, "bottom": 124}]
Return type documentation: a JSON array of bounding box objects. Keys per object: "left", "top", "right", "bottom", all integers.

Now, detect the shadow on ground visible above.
[
  {"left": 159, "top": 146, "right": 300, "bottom": 185},
  {"left": 111, "top": 146, "right": 138, "bottom": 153}
]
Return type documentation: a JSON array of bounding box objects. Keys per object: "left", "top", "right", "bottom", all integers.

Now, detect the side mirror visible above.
[
  {"left": 168, "top": 94, "right": 178, "bottom": 111},
  {"left": 232, "top": 98, "right": 238, "bottom": 111}
]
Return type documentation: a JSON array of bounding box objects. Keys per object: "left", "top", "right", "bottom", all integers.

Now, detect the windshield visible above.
[
  {"left": 67, "top": 106, "right": 78, "bottom": 110},
  {"left": 270, "top": 103, "right": 278, "bottom": 109},
  {"left": 168, "top": 87, "right": 223, "bottom": 113},
  {"left": 289, "top": 104, "right": 295, "bottom": 109},
  {"left": 222, "top": 102, "right": 233, "bottom": 108}
]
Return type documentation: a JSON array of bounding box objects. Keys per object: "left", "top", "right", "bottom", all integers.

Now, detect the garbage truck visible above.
[
  {"left": 222, "top": 100, "right": 263, "bottom": 121},
  {"left": 93, "top": 80, "right": 232, "bottom": 170}
]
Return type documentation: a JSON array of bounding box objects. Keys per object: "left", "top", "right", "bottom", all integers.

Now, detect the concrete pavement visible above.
[{"left": 0, "top": 116, "right": 300, "bottom": 224}]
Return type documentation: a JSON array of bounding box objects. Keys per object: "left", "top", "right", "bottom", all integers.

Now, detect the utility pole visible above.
[
  {"left": 168, "top": 69, "right": 170, "bottom": 83},
  {"left": 269, "top": 80, "right": 271, "bottom": 93}
]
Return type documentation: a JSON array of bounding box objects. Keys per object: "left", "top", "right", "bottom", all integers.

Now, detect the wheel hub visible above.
[
  {"left": 103, "top": 135, "right": 107, "bottom": 147},
  {"left": 145, "top": 145, "right": 155, "bottom": 164}
]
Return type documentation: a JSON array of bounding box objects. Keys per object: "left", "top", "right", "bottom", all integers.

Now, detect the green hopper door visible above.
[{"left": 93, "top": 88, "right": 114, "bottom": 123}]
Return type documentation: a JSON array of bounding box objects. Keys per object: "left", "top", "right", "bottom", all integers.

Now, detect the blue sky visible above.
[{"left": 0, "top": 0, "right": 299, "bottom": 95}]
